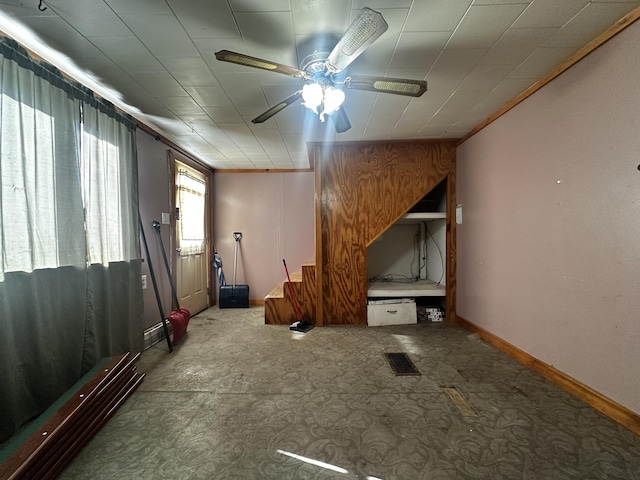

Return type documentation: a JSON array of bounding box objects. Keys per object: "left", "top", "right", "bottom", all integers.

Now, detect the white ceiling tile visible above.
[
  {"left": 427, "top": 48, "right": 488, "bottom": 81},
  {"left": 392, "top": 102, "right": 437, "bottom": 132},
  {"left": 104, "top": 0, "right": 173, "bottom": 15},
  {"left": 177, "top": 114, "right": 230, "bottom": 141},
  {"left": 218, "top": 122, "right": 262, "bottom": 146},
  {"left": 441, "top": 64, "right": 514, "bottom": 111},
  {"left": 479, "top": 27, "right": 557, "bottom": 65},
  {"left": 364, "top": 94, "right": 412, "bottom": 138},
  {"left": 389, "top": 31, "right": 450, "bottom": 73},
  {"left": 215, "top": 72, "right": 270, "bottom": 110},
  {"left": 130, "top": 72, "right": 188, "bottom": 97},
  {"left": 157, "top": 121, "right": 200, "bottom": 136},
  {"left": 0, "top": 2, "right": 57, "bottom": 16},
  {"left": 512, "top": 0, "right": 589, "bottom": 29},
  {"left": 235, "top": 11, "right": 295, "bottom": 50},
  {"left": 169, "top": 0, "right": 241, "bottom": 40},
  {"left": 260, "top": 83, "right": 301, "bottom": 107},
  {"left": 184, "top": 85, "right": 233, "bottom": 107},
  {"left": 446, "top": 4, "right": 528, "bottom": 49},
  {"left": 291, "top": 0, "right": 351, "bottom": 36},
  {"left": 543, "top": 2, "right": 639, "bottom": 48},
  {"left": 472, "top": 0, "right": 531, "bottom": 4},
  {"left": 212, "top": 141, "right": 249, "bottom": 159},
  {"left": 507, "top": 46, "right": 575, "bottom": 79},
  {"left": 469, "top": 77, "right": 536, "bottom": 114},
  {"left": 120, "top": 14, "right": 199, "bottom": 57},
  {"left": 162, "top": 96, "right": 205, "bottom": 116},
  {"left": 12, "top": 16, "right": 103, "bottom": 60},
  {"left": 47, "top": 0, "right": 130, "bottom": 36},
  {"left": 353, "top": 0, "right": 412, "bottom": 8},
  {"left": 405, "top": 0, "right": 472, "bottom": 32},
  {"left": 281, "top": 134, "right": 308, "bottom": 155},
  {"left": 201, "top": 107, "right": 244, "bottom": 123},
  {"left": 89, "top": 36, "right": 165, "bottom": 73},
  {"left": 274, "top": 106, "right": 313, "bottom": 135},
  {"left": 229, "top": 0, "right": 291, "bottom": 12},
  {"left": 158, "top": 57, "right": 219, "bottom": 86},
  {"left": 254, "top": 132, "right": 290, "bottom": 157}
]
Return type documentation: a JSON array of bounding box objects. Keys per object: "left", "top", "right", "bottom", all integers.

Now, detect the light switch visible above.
[
  {"left": 162, "top": 212, "right": 170, "bottom": 224},
  {"left": 456, "top": 204, "right": 462, "bottom": 225}
]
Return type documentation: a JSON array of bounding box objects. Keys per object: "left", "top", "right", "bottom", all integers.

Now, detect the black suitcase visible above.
[{"left": 219, "top": 232, "right": 249, "bottom": 308}]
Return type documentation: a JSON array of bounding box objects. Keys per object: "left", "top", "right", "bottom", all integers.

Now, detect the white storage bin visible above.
[{"left": 367, "top": 298, "right": 417, "bottom": 326}]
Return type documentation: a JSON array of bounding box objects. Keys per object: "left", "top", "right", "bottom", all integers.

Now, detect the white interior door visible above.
[{"left": 175, "top": 162, "right": 209, "bottom": 314}]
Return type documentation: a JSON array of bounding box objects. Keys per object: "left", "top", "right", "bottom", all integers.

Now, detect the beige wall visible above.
[
  {"left": 457, "top": 21, "right": 640, "bottom": 414},
  {"left": 213, "top": 172, "right": 315, "bottom": 301}
]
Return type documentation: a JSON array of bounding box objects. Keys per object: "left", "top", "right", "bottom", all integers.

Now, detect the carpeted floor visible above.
[{"left": 59, "top": 306, "right": 640, "bottom": 479}]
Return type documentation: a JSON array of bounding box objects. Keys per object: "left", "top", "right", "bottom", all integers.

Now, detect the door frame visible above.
[{"left": 168, "top": 150, "right": 214, "bottom": 310}]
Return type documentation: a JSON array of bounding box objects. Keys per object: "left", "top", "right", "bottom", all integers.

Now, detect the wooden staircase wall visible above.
[{"left": 311, "top": 140, "right": 457, "bottom": 326}]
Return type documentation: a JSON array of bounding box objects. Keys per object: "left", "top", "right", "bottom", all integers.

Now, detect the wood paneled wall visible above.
[{"left": 312, "top": 141, "right": 457, "bottom": 326}]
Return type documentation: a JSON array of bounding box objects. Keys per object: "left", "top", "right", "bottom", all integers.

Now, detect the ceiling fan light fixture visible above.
[
  {"left": 302, "top": 83, "right": 323, "bottom": 114},
  {"left": 320, "top": 86, "right": 345, "bottom": 121}
]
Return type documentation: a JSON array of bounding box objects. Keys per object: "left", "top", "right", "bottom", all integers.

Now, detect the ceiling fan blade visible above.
[
  {"left": 215, "top": 50, "right": 308, "bottom": 79},
  {"left": 331, "top": 107, "right": 351, "bottom": 133},
  {"left": 345, "top": 75, "right": 428, "bottom": 97},
  {"left": 326, "top": 7, "right": 388, "bottom": 73},
  {"left": 252, "top": 91, "right": 302, "bottom": 124}
]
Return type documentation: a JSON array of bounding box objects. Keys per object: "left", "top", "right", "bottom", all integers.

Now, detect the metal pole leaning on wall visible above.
[{"left": 139, "top": 212, "right": 173, "bottom": 352}]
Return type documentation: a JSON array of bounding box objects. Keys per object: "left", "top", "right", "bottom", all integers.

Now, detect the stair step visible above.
[
  {"left": 266, "top": 283, "right": 283, "bottom": 299},
  {"left": 265, "top": 261, "right": 316, "bottom": 325},
  {"left": 264, "top": 271, "right": 303, "bottom": 299}
]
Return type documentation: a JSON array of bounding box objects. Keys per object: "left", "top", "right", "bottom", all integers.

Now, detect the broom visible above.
[{"left": 283, "top": 259, "right": 315, "bottom": 333}]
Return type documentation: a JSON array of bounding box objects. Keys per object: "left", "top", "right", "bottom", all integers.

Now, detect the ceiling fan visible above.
[{"left": 215, "top": 7, "right": 428, "bottom": 133}]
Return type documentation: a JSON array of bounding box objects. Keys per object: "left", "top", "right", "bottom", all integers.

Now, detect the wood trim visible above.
[
  {"left": 459, "top": 6, "right": 640, "bottom": 145},
  {"left": 313, "top": 145, "right": 325, "bottom": 326},
  {"left": 455, "top": 315, "right": 640, "bottom": 436},
  {"left": 137, "top": 123, "right": 213, "bottom": 174},
  {"left": 250, "top": 298, "right": 265, "bottom": 306},
  {"left": 212, "top": 168, "right": 313, "bottom": 173},
  {"left": 445, "top": 171, "right": 457, "bottom": 322}
]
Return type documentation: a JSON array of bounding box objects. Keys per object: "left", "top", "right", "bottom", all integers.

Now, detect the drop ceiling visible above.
[{"left": 1, "top": 0, "right": 638, "bottom": 169}]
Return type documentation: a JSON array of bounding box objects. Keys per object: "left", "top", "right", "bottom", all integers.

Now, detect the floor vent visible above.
[
  {"left": 384, "top": 352, "right": 421, "bottom": 376},
  {"left": 443, "top": 386, "right": 478, "bottom": 417}
]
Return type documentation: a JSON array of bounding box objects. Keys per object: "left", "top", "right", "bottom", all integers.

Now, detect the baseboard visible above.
[
  {"left": 455, "top": 315, "right": 640, "bottom": 437},
  {"left": 250, "top": 298, "right": 265, "bottom": 306}
]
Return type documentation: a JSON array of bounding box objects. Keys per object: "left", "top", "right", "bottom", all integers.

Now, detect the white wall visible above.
[
  {"left": 368, "top": 224, "right": 422, "bottom": 280},
  {"left": 457, "top": 21, "right": 640, "bottom": 414},
  {"left": 213, "top": 172, "right": 315, "bottom": 300}
]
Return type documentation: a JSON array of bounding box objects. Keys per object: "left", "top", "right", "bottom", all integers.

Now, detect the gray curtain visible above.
[{"left": 0, "top": 38, "right": 142, "bottom": 443}]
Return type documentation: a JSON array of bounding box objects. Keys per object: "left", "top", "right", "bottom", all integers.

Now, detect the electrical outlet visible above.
[{"left": 141, "top": 275, "right": 147, "bottom": 289}]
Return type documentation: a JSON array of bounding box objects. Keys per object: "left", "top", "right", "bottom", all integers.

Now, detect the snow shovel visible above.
[{"left": 219, "top": 232, "right": 250, "bottom": 308}]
